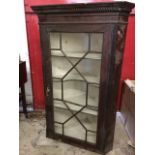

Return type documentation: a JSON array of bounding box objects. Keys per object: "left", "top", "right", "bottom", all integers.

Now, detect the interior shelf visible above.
[
  {"left": 53, "top": 77, "right": 100, "bottom": 84},
  {"left": 53, "top": 88, "right": 99, "bottom": 108},
  {"left": 53, "top": 80, "right": 99, "bottom": 110},
  {"left": 52, "top": 67, "right": 100, "bottom": 83},
  {"left": 51, "top": 55, "right": 101, "bottom": 83},
  {"left": 54, "top": 100, "right": 98, "bottom": 116},
  {"left": 51, "top": 50, "right": 102, "bottom": 60}
]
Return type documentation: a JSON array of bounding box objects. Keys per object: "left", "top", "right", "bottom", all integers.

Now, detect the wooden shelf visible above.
[
  {"left": 54, "top": 87, "right": 98, "bottom": 107},
  {"left": 54, "top": 100, "right": 98, "bottom": 116},
  {"left": 52, "top": 67, "right": 100, "bottom": 83},
  {"left": 51, "top": 50, "right": 102, "bottom": 60}
]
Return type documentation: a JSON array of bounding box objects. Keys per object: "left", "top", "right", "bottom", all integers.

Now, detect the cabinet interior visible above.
[{"left": 50, "top": 32, "right": 103, "bottom": 144}]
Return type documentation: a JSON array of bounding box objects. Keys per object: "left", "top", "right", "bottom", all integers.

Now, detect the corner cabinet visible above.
[{"left": 32, "top": 2, "right": 134, "bottom": 154}]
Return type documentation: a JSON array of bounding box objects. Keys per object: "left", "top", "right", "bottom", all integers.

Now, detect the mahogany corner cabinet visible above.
[{"left": 32, "top": 2, "right": 134, "bottom": 154}]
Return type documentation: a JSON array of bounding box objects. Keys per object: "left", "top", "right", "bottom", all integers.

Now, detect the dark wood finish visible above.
[
  {"left": 19, "top": 61, "right": 28, "bottom": 118},
  {"left": 19, "top": 61, "right": 27, "bottom": 87},
  {"left": 121, "top": 81, "right": 135, "bottom": 144},
  {"left": 32, "top": 2, "right": 134, "bottom": 154}
]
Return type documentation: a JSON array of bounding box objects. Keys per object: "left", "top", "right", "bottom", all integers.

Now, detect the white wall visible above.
[{"left": 19, "top": 1, "right": 33, "bottom": 105}]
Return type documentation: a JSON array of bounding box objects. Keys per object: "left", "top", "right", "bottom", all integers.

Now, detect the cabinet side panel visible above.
[
  {"left": 39, "top": 25, "right": 55, "bottom": 137},
  {"left": 104, "top": 24, "right": 128, "bottom": 153}
]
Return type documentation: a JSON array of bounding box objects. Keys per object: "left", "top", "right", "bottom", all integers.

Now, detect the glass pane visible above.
[
  {"left": 54, "top": 106, "right": 72, "bottom": 123},
  {"left": 64, "top": 69, "right": 84, "bottom": 81},
  {"left": 55, "top": 123, "right": 62, "bottom": 134},
  {"left": 76, "top": 59, "right": 101, "bottom": 83},
  {"left": 90, "top": 33, "right": 103, "bottom": 52},
  {"left": 62, "top": 33, "right": 88, "bottom": 53},
  {"left": 63, "top": 81, "right": 86, "bottom": 107},
  {"left": 51, "top": 57, "right": 72, "bottom": 78},
  {"left": 53, "top": 79, "right": 62, "bottom": 99},
  {"left": 64, "top": 117, "right": 86, "bottom": 140},
  {"left": 50, "top": 32, "right": 103, "bottom": 143},
  {"left": 85, "top": 53, "right": 102, "bottom": 59},
  {"left": 87, "top": 132, "right": 96, "bottom": 143},
  {"left": 54, "top": 100, "right": 66, "bottom": 109},
  {"left": 77, "top": 112, "right": 97, "bottom": 132},
  {"left": 88, "top": 84, "right": 99, "bottom": 108},
  {"left": 77, "top": 112, "right": 97, "bottom": 143},
  {"left": 51, "top": 50, "right": 63, "bottom": 56},
  {"left": 50, "top": 33, "right": 60, "bottom": 49}
]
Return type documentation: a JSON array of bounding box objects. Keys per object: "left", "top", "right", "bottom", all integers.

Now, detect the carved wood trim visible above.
[
  {"left": 32, "top": 2, "right": 134, "bottom": 14},
  {"left": 115, "top": 24, "right": 127, "bottom": 65}
]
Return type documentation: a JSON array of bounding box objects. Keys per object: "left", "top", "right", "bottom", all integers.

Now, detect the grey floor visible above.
[{"left": 19, "top": 112, "right": 134, "bottom": 155}]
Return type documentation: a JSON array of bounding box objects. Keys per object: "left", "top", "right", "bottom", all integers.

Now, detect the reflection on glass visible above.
[{"left": 50, "top": 32, "right": 103, "bottom": 144}]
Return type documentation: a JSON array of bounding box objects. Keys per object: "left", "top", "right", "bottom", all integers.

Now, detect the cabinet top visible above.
[{"left": 31, "top": 1, "right": 134, "bottom": 15}]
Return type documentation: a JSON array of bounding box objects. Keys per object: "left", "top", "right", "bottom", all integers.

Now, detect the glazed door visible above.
[
  {"left": 41, "top": 24, "right": 113, "bottom": 150},
  {"left": 51, "top": 32, "right": 102, "bottom": 143}
]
